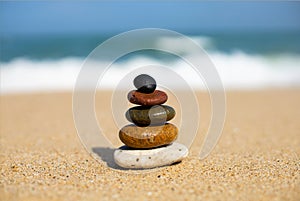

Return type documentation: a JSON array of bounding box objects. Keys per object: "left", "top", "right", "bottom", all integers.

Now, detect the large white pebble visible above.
[{"left": 114, "top": 143, "right": 188, "bottom": 169}]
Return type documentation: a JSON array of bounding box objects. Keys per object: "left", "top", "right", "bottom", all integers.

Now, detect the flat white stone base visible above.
[{"left": 113, "top": 143, "right": 188, "bottom": 169}]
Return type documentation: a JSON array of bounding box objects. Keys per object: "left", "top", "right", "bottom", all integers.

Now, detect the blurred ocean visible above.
[{"left": 1, "top": 32, "right": 300, "bottom": 93}]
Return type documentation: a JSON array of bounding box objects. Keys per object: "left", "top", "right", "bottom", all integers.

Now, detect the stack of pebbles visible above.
[{"left": 114, "top": 74, "right": 188, "bottom": 169}]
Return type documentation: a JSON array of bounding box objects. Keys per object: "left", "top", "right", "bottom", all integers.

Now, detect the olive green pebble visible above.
[{"left": 126, "top": 105, "right": 175, "bottom": 126}]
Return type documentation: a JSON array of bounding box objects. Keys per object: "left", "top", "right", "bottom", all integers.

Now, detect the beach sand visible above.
[{"left": 0, "top": 90, "right": 299, "bottom": 201}]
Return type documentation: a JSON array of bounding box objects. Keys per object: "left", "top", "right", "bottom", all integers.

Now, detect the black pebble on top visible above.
[{"left": 133, "top": 74, "right": 157, "bottom": 93}]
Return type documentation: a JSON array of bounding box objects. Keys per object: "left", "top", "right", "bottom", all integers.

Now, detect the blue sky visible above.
[{"left": 1, "top": 1, "right": 300, "bottom": 35}]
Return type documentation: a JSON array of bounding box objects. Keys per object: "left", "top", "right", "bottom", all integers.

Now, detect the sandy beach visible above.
[{"left": 0, "top": 90, "right": 299, "bottom": 201}]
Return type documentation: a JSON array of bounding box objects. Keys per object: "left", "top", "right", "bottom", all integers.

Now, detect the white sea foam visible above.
[{"left": 1, "top": 52, "right": 300, "bottom": 94}]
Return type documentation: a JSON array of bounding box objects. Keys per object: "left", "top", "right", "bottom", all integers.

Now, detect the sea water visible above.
[{"left": 1, "top": 32, "right": 300, "bottom": 93}]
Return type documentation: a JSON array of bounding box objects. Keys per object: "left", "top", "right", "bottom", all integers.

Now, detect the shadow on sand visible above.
[{"left": 92, "top": 147, "right": 127, "bottom": 170}]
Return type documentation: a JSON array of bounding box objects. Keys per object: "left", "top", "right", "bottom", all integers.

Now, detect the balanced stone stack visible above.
[{"left": 114, "top": 74, "right": 188, "bottom": 169}]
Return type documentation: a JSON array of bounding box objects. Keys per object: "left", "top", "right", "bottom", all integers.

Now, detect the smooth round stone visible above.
[
  {"left": 119, "top": 123, "right": 178, "bottom": 148},
  {"left": 133, "top": 74, "right": 156, "bottom": 93},
  {"left": 114, "top": 142, "right": 188, "bottom": 169},
  {"left": 126, "top": 105, "right": 175, "bottom": 126},
  {"left": 128, "top": 90, "right": 168, "bottom": 106}
]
